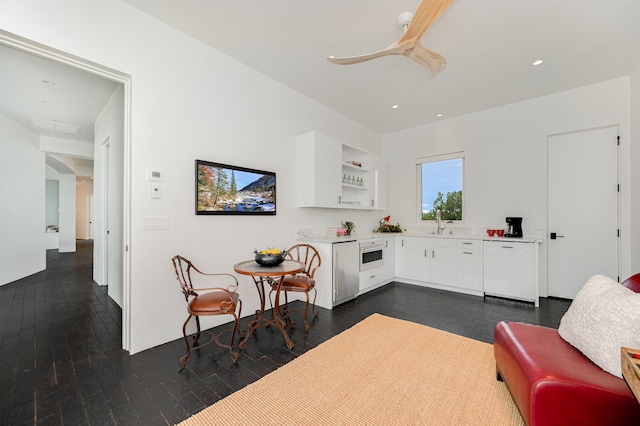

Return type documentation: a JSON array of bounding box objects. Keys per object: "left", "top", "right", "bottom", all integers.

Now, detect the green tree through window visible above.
[
  {"left": 418, "top": 154, "right": 463, "bottom": 221},
  {"left": 422, "top": 191, "right": 462, "bottom": 220}
]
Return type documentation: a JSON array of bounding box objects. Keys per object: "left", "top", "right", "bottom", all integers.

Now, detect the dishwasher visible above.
[{"left": 332, "top": 240, "right": 359, "bottom": 306}]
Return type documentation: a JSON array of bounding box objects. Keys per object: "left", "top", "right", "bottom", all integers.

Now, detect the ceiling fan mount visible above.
[
  {"left": 327, "top": 0, "right": 455, "bottom": 76},
  {"left": 396, "top": 12, "right": 414, "bottom": 32}
]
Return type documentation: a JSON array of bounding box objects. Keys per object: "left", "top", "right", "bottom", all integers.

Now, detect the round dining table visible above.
[{"left": 234, "top": 259, "right": 304, "bottom": 350}]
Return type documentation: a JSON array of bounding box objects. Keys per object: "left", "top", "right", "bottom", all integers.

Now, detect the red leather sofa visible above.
[{"left": 494, "top": 273, "right": 640, "bottom": 426}]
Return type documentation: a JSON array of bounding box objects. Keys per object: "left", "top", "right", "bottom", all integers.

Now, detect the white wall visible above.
[
  {"left": 57, "top": 173, "right": 76, "bottom": 252},
  {"left": 0, "top": 0, "right": 381, "bottom": 353},
  {"left": 382, "top": 77, "right": 632, "bottom": 295},
  {"left": 631, "top": 60, "right": 640, "bottom": 275},
  {"left": 94, "top": 84, "right": 124, "bottom": 308},
  {"left": 0, "top": 113, "right": 45, "bottom": 285}
]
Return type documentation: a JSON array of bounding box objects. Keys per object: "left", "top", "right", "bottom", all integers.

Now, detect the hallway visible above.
[{"left": 1, "top": 241, "right": 570, "bottom": 425}]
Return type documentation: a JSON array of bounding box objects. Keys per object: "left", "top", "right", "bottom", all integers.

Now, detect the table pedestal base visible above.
[{"left": 239, "top": 275, "right": 294, "bottom": 350}]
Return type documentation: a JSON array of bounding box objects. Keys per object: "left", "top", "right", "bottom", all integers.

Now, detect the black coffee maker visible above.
[{"left": 505, "top": 217, "right": 523, "bottom": 238}]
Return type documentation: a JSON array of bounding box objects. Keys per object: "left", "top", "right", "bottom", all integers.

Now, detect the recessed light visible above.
[
  {"left": 391, "top": 105, "right": 399, "bottom": 109},
  {"left": 41, "top": 79, "right": 56, "bottom": 85},
  {"left": 435, "top": 113, "right": 443, "bottom": 117},
  {"left": 532, "top": 59, "right": 544, "bottom": 66}
]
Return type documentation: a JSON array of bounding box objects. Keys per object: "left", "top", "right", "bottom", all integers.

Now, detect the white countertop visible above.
[{"left": 298, "top": 232, "right": 542, "bottom": 244}]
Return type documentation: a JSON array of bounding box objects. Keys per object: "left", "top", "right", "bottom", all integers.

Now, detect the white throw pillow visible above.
[{"left": 558, "top": 274, "right": 640, "bottom": 378}]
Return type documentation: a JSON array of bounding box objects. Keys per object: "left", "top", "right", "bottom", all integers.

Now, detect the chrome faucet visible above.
[{"left": 436, "top": 209, "right": 445, "bottom": 235}]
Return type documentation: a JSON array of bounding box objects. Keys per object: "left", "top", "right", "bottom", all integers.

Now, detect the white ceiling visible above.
[
  {"left": 122, "top": 0, "right": 640, "bottom": 134},
  {"left": 0, "top": 44, "right": 119, "bottom": 176},
  {"left": 1, "top": 0, "right": 639, "bottom": 161},
  {"left": 0, "top": 45, "right": 119, "bottom": 144}
]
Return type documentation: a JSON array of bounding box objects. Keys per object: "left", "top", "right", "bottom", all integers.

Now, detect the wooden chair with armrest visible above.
[{"left": 171, "top": 255, "right": 242, "bottom": 367}]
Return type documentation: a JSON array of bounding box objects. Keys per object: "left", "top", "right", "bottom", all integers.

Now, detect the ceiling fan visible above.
[{"left": 327, "top": 0, "right": 455, "bottom": 76}]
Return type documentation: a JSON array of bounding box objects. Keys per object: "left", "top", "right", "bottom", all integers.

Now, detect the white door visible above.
[
  {"left": 86, "top": 195, "right": 94, "bottom": 240},
  {"left": 548, "top": 126, "right": 619, "bottom": 299},
  {"left": 103, "top": 140, "right": 110, "bottom": 286}
]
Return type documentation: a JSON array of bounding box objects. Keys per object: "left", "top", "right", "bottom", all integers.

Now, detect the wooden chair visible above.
[
  {"left": 271, "top": 244, "right": 321, "bottom": 332},
  {"left": 171, "top": 255, "right": 242, "bottom": 367}
]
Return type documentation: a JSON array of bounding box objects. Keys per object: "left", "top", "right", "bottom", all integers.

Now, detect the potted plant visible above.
[{"left": 341, "top": 221, "right": 355, "bottom": 235}]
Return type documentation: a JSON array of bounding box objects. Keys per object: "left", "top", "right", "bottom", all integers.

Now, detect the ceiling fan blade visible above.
[
  {"left": 399, "top": 0, "right": 455, "bottom": 46},
  {"left": 327, "top": 0, "right": 454, "bottom": 74},
  {"left": 327, "top": 42, "right": 405, "bottom": 65},
  {"left": 404, "top": 44, "right": 447, "bottom": 76}
]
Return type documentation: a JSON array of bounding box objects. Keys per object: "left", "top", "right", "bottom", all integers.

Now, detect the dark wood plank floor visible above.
[{"left": 1, "top": 240, "right": 571, "bottom": 425}]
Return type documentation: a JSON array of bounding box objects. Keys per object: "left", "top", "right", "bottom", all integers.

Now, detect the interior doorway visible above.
[
  {"left": 547, "top": 126, "right": 619, "bottom": 299},
  {"left": 0, "top": 30, "right": 132, "bottom": 352}
]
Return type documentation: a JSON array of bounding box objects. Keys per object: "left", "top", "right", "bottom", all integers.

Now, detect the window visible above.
[{"left": 417, "top": 153, "right": 464, "bottom": 221}]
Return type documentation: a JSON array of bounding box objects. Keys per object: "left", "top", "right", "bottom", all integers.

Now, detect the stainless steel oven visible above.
[{"left": 359, "top": 239, "right": 385, "bottom": 271}]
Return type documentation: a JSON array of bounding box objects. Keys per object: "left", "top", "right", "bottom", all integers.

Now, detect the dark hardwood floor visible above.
[{"left": 1, "top": 240, "right": 571, "bottom": 425}]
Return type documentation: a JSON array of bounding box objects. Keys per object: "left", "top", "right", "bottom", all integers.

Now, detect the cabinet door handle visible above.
[
  {"left": 501, "top": 246, "right": 514, "bottom": 249},
  {"left": 432, "top": 250, "right": 435, "bottom": 258},
  {"left": 463, "top": 251, "right": 473, "bottom": 255},
  {"left": 424, "top": 249, "right": 427, "bottom": 257},
  {"left": 338, "top": 196, "right": 342, "bottom": 204},
  {"left": 463, "top": 242, "right": 472, "bottom": 245},
  {"left": 369, "top": 275, "right": 376, "bottom": 279}
]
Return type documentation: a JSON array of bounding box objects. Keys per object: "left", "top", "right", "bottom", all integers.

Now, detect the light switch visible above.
[
  {"left": 151, "top": 185, "right": 161, "bottom": 199},
  {"left": 143, "top": 216, "right": 169, "bottom": 230}
]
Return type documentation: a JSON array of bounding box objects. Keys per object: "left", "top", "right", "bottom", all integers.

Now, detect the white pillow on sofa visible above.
[{"left": 558, "top": 274, "right": 640, "bottom": 378}]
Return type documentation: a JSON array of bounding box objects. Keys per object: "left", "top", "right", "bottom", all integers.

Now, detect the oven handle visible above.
[{"left": 360, "top": 244, "right": 386, "bottom": 253}]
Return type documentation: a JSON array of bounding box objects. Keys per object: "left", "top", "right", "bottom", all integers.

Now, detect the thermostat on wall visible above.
[{"left": 146, "top": 168, "right": 162, "bottom": 181}]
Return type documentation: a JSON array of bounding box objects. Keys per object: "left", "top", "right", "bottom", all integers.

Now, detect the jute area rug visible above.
[{"left": 178, "top": 313, "right": 524, "bottom": 426}]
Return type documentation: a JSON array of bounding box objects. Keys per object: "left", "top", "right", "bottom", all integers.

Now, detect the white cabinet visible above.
[
  {"left": 380, "top": 237, "right": 395, "bottom": 281},
  {"left": 456, "top": 240, "right": 482, "bottom": 291},
  {"left": 359, "top": 237, "right": 396, "bottom": 293},
  {"left": 297, "top": 131, "right": 342, "bottom": 208},
  {"left": 429, "top": 239, "right": 457, "bottom": 286},
  {"left": 297, "top": 131, "right": 385, "bottom": 210},
  {"left": 398, "top": 237, "right": 430, "bottom": 281},
  {"left": 483, "top": 240, "right": 538, "bottom": 305},
  {"left": 396, "top": 236, "right": 483, "bottom": 294},
  {"left": 369, "top": 153, "right": 386, "bottom": 211}
]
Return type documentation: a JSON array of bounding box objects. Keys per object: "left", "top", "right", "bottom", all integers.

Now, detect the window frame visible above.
[{"left": 416, "top": 152, "right": 465, "bottom": 223}]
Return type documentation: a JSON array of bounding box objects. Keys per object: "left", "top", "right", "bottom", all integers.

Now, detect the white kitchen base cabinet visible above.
[
  {"left": 429, "top": 239, "right": 457, "bottom": 287},
  {"left": 398, "top": 237, "right": 430, "bottom": 282},
  {"left": 396, "top": 237, "right": 483, "bottom": 296},
  {"left": 456, "top": 240, "right": 482, "bottom": 291},
  {"left": 483, "top": 240, "right": 539, "bottom": 306},
  {"left": 359, "top": 237, "right": 395, "bottom": 294}
]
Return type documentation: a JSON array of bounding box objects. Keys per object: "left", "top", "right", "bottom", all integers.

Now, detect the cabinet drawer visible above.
[
  {"left": 359, "top": 269, "right": 385, "bottom": 292},
  {"left": 426, "top": 238, "right": 457, "bottom": 248},
  {"left": 457, "top": 248, "right": 482, "bottom": 290},
  {"left": 457, "top": 239, "right": 480, "bottom": 249}
]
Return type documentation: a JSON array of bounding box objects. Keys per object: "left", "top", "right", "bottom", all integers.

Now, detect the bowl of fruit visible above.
[{"left": 254, "top": 248, "right": 286, "bottom": 266}]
